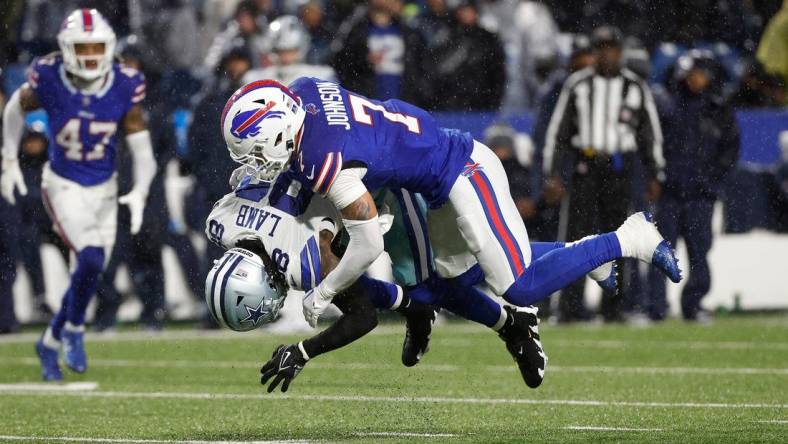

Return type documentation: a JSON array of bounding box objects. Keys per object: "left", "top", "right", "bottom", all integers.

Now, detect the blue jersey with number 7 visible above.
[
  {"left": 287, "top": 77, "right": 473, "bottom": 208},
  {"left": 26, "top": 53, "right": 145, "bottom": 186}
]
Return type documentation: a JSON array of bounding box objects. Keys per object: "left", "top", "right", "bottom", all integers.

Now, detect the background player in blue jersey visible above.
[
  {"left": 0, "top": 9, "right": 156, "bottom": 381},
  {"left": 221, "top": 78, "right": 682, "bottom": 389}
]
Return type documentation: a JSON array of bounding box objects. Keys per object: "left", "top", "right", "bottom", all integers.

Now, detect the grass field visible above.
[{"left": 0, "top": 314, "right": 786, "bottom": 443}]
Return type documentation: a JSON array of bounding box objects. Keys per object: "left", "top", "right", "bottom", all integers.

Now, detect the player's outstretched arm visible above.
[
  {"left": 119, "top": 105, "right": 156, "bottom": 234},
  {"left": 302, "top": 170, "right": 384, "bottom": 327},
  {"left": 261, "top": 281, "right": 378, "bottom": 393},
  {"left": 1, "top": 85, "right": 39, "bottom": 204}
]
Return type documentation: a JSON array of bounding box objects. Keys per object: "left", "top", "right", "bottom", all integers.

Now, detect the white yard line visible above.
[
  {"left": 564, "top": 426, "right": 663, "bottom": 432},
  {"left": 4, "top": 356, "right": 787, "bottom": 376},
  {"left": 354, "top": 432, "right": 458, "bottom": 438},
  {"left": 756, "top": 420, "right": 788, "bottom": 424},
  {"left": 0, "top": 436, "right": 310, "bottom": 444},
  {"left": 0, "top": 382, "right": 98, "bottom": 391},
  {"left": 2, "top": 329, "right": 788, "bottom": 351},
  {"left": 0, "top": 388, "right": 785, "bottom": 410},
  {"left": 490, "top": 364, "right": 788, "bottom": 376}
]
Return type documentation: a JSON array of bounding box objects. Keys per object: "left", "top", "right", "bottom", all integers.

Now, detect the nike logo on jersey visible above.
[{"left": 298, "top": 151, "right": 316, "bottom": 179}]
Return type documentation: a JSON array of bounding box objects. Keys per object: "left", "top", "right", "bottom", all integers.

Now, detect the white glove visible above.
[
  {"left": 302, "top": 284, "right": 335, "bottom": 328},
  {"left": 1, "top": 158, "right": 28, "bottom": 205},
  {"left": 118, "top": 189, "right": 147, "bottom": 235}
]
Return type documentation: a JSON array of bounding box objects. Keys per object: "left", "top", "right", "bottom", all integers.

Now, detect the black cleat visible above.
[
  {"left": 499, "top": 305, "right": 548, "bottom": 388},
  {"left": 401, "top": 303, "right": 436, "bottom": 367}
]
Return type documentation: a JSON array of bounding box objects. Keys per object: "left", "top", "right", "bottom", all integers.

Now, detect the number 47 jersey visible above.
[
  {"left": 27, "top": 53, "right": 145, "bottom": 186},
  {"left": 287, "top": 77, "right": 474, "bottom": 208}
]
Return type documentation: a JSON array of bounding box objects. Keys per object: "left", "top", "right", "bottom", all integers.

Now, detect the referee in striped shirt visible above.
[{"left": 543, "top": 26, "right": 664, "bottom": 322}]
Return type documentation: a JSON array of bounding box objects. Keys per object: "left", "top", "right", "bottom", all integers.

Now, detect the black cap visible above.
[{"left": 591, "top": 26, "right": 623, "bottom": 48}]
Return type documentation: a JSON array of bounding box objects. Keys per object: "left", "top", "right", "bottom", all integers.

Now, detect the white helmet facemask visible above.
[{"left": 57, "top": 9, "right": 117, "bottom": 82}]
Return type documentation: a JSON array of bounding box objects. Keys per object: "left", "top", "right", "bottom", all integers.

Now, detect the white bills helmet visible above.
[
  {"left": 205, "top": 248, "right": 287, "bottom": 331},
  {"left": 221, "top": 80, "right": 306, "bottom": 182},
  {"left": 57, "top": 9, "right": 117, "bottom": 81}
]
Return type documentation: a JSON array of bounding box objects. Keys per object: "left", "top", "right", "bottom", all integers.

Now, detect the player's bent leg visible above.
[
  {"left": 503, "top": 212, "right": 682, "bottom": 307},
  {"left": 415, "top": 267, "right": 547, "bottom": 388},
  {"left": 442, "top": 141, "right": 532, "bottom": 296},
  {"left": 62, "top": 246, "right": 105, "bottom": 373},
  {"left": 532, "top": 240, "right": 617, "bottom": 293},
  {"left": 503, "top": 233, "right": 621, "bottom": 306},
  {"left": 353, "top": 275, "right": 436, "bottom": 367}
]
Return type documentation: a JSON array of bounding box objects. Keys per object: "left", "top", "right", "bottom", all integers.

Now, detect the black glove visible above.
[{"left": 260, "top": 344, "right": 307, "bottom": 393}]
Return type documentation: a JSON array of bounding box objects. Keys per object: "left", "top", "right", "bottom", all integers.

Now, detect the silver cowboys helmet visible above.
[
  {"left": 205, "top": 248, "right": 287, "bottom": 331},
  {"left": 269, "top": 15, "right": 310, "bottom": 62}
]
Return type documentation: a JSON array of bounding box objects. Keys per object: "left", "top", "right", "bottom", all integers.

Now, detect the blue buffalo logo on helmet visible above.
[{"left": 230, "top": 101, "right": 286, "bottom": 138}]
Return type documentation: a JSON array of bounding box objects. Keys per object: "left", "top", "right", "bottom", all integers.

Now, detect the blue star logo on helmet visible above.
[
  {"left": 231, "top": 101, "right": 286, "bottom": 138},
  {"left": 241, "top": 300, "right": 269, "bottom": 326}
]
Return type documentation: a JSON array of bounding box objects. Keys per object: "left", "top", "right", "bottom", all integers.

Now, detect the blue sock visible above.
[
  {"left": 430, "top": 276, "right": 502, "bottom": 328},
  {"left": 503, "top": 232, "right": 621, "bottom": 306},
  {"left": 49, "top": 288, "right": 73, "bottom": 341},
  {"left": 357, "top": 275, "right": 402, "bottom": 309},
  {"left": 530, "top": 242, "right": 565, "bottom": 260},
  {"left": 57, "top": 247, "right": 105, "bottom": 329}
]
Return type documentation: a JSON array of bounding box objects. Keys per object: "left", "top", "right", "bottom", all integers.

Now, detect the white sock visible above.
[
  {"left": 42, "top": 327, "right": 61, "bottom": 349},
  {"left": 64, "top": 321, "right": 85, "bottom": 333},
  {"left": 389, "top": 285, "right": 404, "bottom": 310},
  {"left": 491, "top": 307, "right": 508, "bottom": 331}
]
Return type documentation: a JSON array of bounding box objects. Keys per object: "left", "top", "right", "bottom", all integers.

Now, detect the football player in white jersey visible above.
[
  {"left": 205, "top": 169, "right": 439, "bottom": 387},
  {"left": 206, "top": 166, "right": 621, "bottom": 391},
  {"left": 0, "top": 9, "right": 155, "bottom": 381}
]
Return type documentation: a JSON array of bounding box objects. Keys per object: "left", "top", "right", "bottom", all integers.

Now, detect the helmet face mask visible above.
[
  {"left": 222, "top": 80, "right": 306, "bottom": 184},
  {"left": 229, "top": 132, "right": 297, "bottom": 182},
  {"left": 205, "top": 248, "right": 288, "bottom": 332},
  {"left": 58, "top": 9, "right": 116, "bottom": 82}
]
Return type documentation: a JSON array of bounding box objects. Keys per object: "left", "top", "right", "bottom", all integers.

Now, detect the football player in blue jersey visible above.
[
  {"left": 0, "top": 9, "right": 156, "bottom": 381},
  {"left": 220, "top": 78, "right": 682, "bottom": 388}
]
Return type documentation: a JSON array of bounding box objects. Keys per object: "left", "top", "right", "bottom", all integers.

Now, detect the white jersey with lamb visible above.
[{"left": 206, "top": 174, "right": 339, "bottom": 292}]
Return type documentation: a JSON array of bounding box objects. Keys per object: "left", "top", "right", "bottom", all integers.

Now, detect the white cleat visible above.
[{"left": 615, "top": 212, "right": 682, "bottom": 283}]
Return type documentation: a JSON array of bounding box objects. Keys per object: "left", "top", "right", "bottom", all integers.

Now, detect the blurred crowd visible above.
[{"left": 1, "top": 0, "right": 788, "bottom": 332}]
